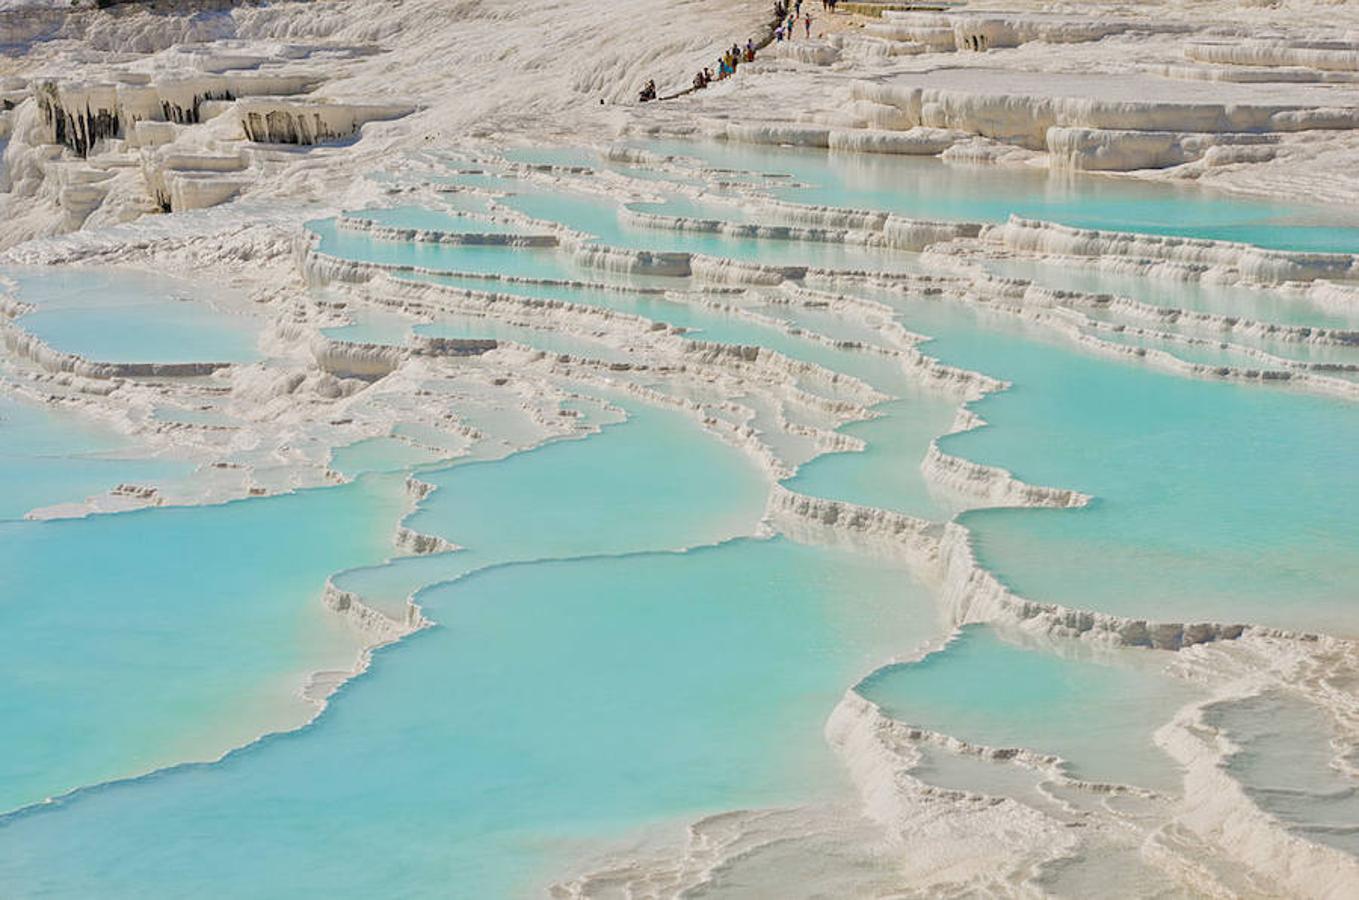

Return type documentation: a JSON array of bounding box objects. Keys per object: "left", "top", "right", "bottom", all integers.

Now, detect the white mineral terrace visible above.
[{"left": 3, "top": 0, "right": 1359, "bottom": 897}]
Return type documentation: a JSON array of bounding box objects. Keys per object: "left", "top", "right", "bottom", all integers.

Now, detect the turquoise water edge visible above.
[{"left": 2, "top": 137, "right": 1357, "bottom": 896}]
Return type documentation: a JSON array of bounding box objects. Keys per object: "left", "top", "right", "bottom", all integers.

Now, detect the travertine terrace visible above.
[{"left": 2, "top": 1, "right": 1359, "bottom": 897}]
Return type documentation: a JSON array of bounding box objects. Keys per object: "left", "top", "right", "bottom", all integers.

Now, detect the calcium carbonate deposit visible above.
[{"left": 2, "top": 0, "right": 1358, "bottom": 897}]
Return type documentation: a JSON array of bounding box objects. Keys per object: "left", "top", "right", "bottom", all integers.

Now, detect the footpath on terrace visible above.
[{"left": 643, "top": 0, "right": 953, "bottom": 102}]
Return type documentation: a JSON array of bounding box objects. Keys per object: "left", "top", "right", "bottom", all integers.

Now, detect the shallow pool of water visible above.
[
  {"left": 0, "top": 399, "right": 941, "bottom": 897},
  {"left": 0, "top": 475, "right": 407, "bottom": 814},
  {"left": 9, "top": 131, "right": 1359, "bottom": 897},
  {"left": 0, "top": 395, "right": 191, "bottom": 520},
  {"left": 308, "top": 218, "right": 577, "bottom": 280},
  {"left": 857, "top": 625, "right": 1197, "bottom": 791},
  {"left": 1205, "top": 692, "right": 1359, "bottom": 857},
  {"left": 344, "top": 204, "right": 529, "bottom": 234},
  {"left": 5, "top": 268, "right": 261, "bottom": 365},
  {"left": 837, "top": 284, "right": 1359, "bottom": 636},
  {"left": 500, "top": 188, "right": 921, "bottom": 272},
  {"left": 328, "top": 436, "right": 449, "bottom": 477},
  {"left": 980, "top": 257, "right": 1359, "bottom": 332},
  {"left": 634, "top": 140, "right": 1359, "bottom": 252},
  {"left": 782, "top": 393, "right": 961, "bottom": 521}
]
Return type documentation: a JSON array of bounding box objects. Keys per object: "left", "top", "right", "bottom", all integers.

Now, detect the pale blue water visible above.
[
  {"left": 308, "top": 218, "right": 576, "bottom": 279},
  {"left": 1086, "top": 327, "right": 1278, "bottom": 370},
  {"left": 320, "top": 307, "right": 420, "bottom": 345},
  {"left": 313, "top": 215, "right": 917, "bottom": 388},
  {"left": 948, "top": 350, "right": 1359, "bottom": 635},
  {"left": 1075, "top": 313, "right": 1359, "bottom": 375},
  {"left": 635, "top": 140, "right": 1359, "bottom": 252},
  {"left": 838, "top": 286, "right": 1359, "bottom": 635},
  {"left": 755, "top": 298, "right": 911, "bottom": 350},
  {"left": 10, "top": 136, "right": 1359, "bottom": 896},
  {"left": 0, "top": 539, "right": 936, "bottom": 898},
  {"left": 328, "top": 436, "right": 448, "bottom": 477},
  {"left": 979, "top": 256, "right": 1359, "bottom": 371},
  {"left": 857, "top": 625, "right": 1197, "bottom": 791},
  {"left": 500, "top": 188, "right": 921, "bottom": 272},
  {"left": 402, "top": 401, "right": 768, "bottom": 564},
  {"left": 0, "top": 401, "right": 939, "bottom": 897},
  {"left": 407, "top": 271, "right": 904, "bottom": 386},
  {"left": 310, "top": 217, "right": 682, "bottom": 292},
  {"left": 5, "top": 268, "right": 260, "bottom": 364},
  {"left": 321, "top": 397, "right": 765, "bottom": 633},
  {"left": 630, "top": 196, "right": 763, "bottom": 225},
  {"left": 1086, "top": 326, "right": 1359, "bottom": 378},
  {"left": 782, "top": 394, "right": 960, "bottom": 521},
  {"left": 0, "top": 475, "right": 407, "bottom": 814},
  {"left": 0, "top": 395, "right": 190, "bottom": 520},
  {"left": 344, "top": 204, "right": 529, "bottom": 234},
  {"left": 980, "top": 257, "right": 1359, "bottom": 332}
]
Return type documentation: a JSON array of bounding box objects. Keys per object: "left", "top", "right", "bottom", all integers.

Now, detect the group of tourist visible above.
[
  {"left": 774, "top": 0, "right": 822, "bottom": 43},
  {"left": 650, "top": 0, "right": 839, "bottom": 102},
  {"left": 692, "top": 39, "right": 758, "bottom": 89}
]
